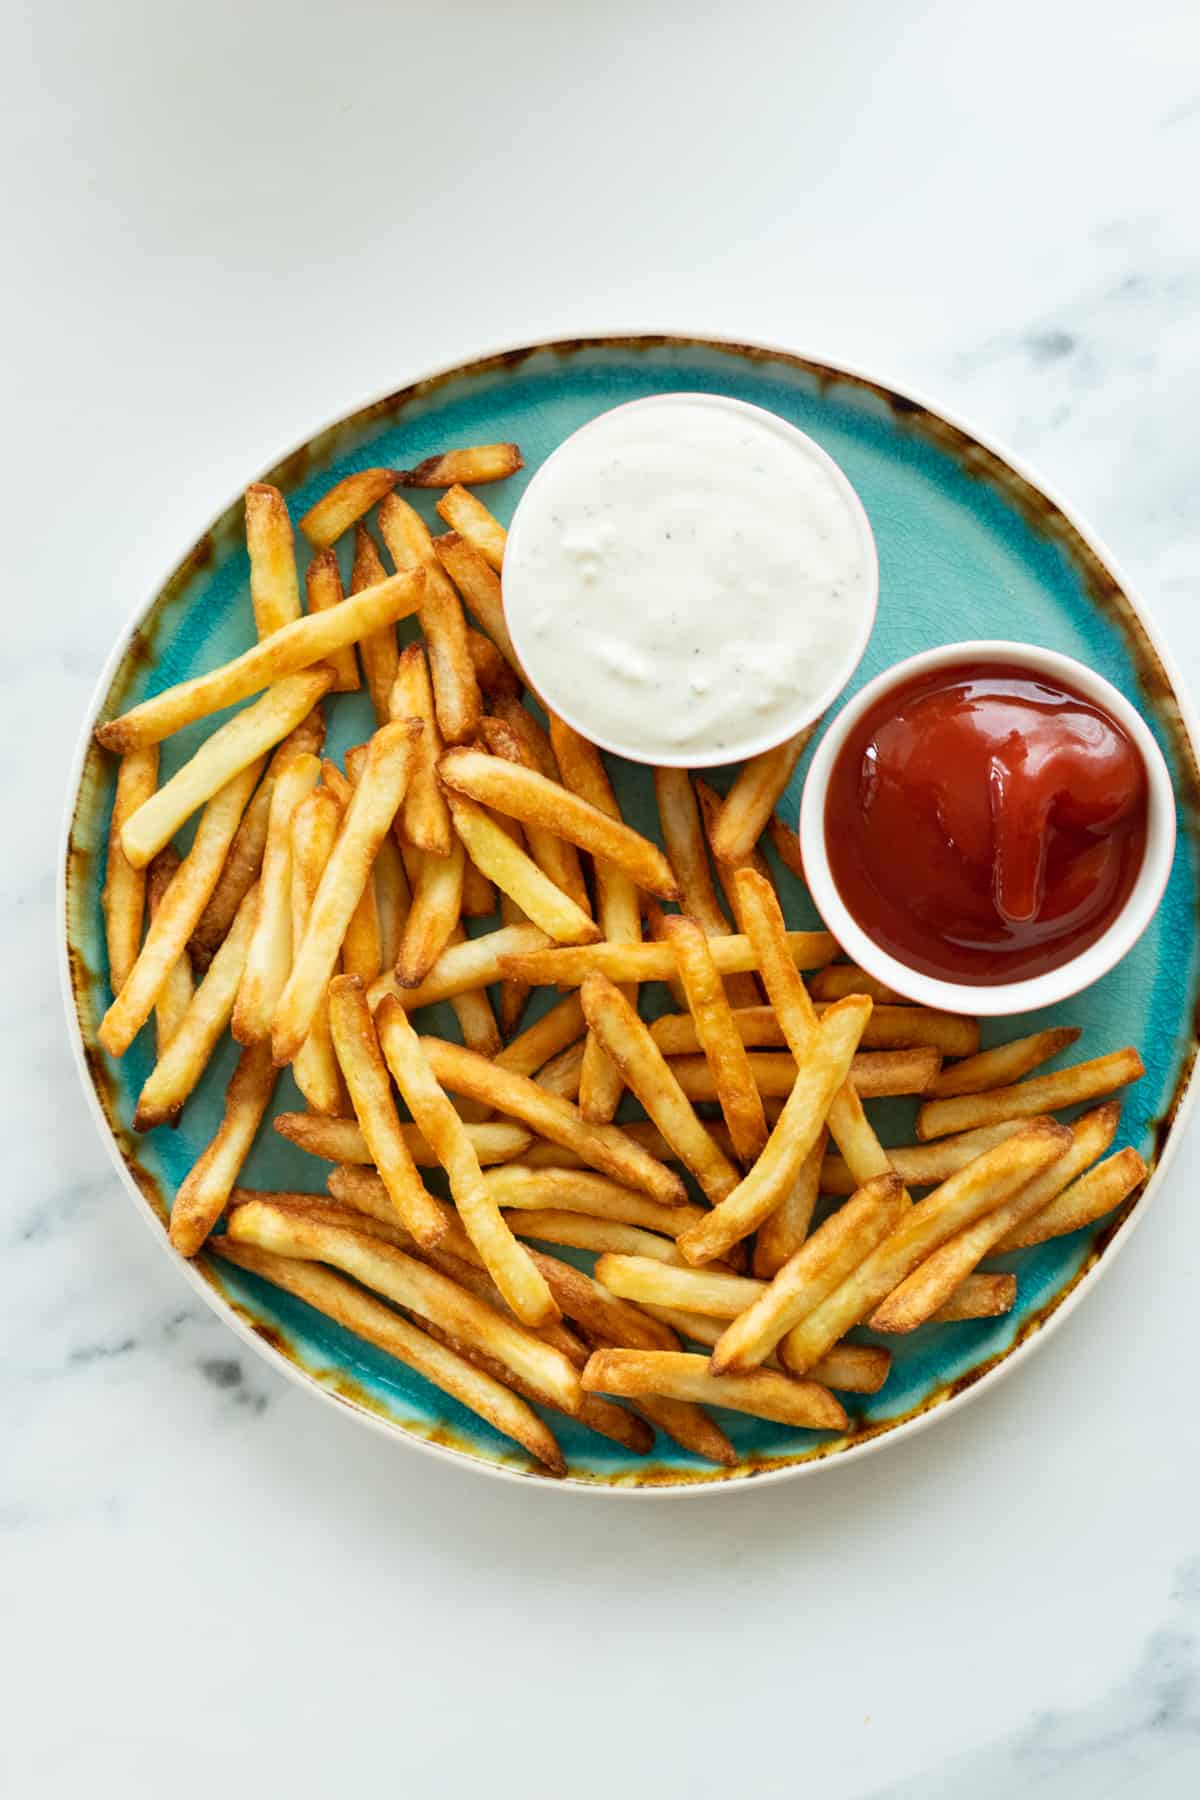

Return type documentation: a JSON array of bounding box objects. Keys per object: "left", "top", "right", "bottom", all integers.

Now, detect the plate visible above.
[{"left": 61, "top": 335, "right": 1200, "bottom": 1491}]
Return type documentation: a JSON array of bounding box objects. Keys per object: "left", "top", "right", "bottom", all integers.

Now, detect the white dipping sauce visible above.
[{"left": 502, "top": 394, "right": 876, "bottom": 765}]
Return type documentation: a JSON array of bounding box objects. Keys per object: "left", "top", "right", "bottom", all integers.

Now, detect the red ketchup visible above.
[{"left": 825, "top": 662, "right": 1148, "bottom": 984}]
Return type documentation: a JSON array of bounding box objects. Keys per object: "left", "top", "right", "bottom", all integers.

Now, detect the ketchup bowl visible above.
[{"left": 800, "top": 641, "right": 1177, "bottom": 1018}]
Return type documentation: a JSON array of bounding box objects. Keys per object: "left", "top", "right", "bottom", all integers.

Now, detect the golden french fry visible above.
[
  {"left": 419, "top": 1036, "right": 686, "bottom": 1205},
  {"left": 766, "top": 810, "right": 807, "bottom": 881},
  {"left": 667, "top": 1046, "right": 941, "bottom": 1102},
  {"left": 529, "top": 1039, "right": 583, "bottom": 1102},
  {"left": 582, "top": 1349, "right": 847, "bottom": 1432},
  {"left": 378, "top": 495, "right": 482, "bottom": 744},
  {"left": 98, "top": 761, "right": 263, "bottom": 1057},
  {"left": 245, "top": 484, "right": 302, "bottom": 638},
  {"left": 376, "top": 995, "right": 557, "bottom": 1326},
  {"left": 635, "top": 1305, "right": 890, "bottom": 1393},
  {"left": 298, "top": 468, "right": 399, "bottom": 550},
  {"left": 498, "top": 928, "right": 836, "bottom": 989},
  {"left": 440, "top": 747, "right": 679, "bottom": 899},
  {"left": 998, "top": 1141, "right": 1148, "bottom": 1250},
  {"left": 753, "top": 1130, "right": 826, "bottom": 1278},
  {"left": 710, "top": 733, "right": 808, "bottom": 865},
  {"left": 820, "top": 1120, "right": 1034, "bottom": 1196},
  {"left": 925, "top": 1026, "right": 1083, "bottom": 1098},
  {"left": 632, "top": 1395, "right": 737, "bottom": 1466},
  {"left": 434, "top": 532, "right": 525, "bottom": 681},
  {"left": 916, "top": 1048, "right": 1145, "bottom": 1140},
  {"left": 925, "top": 1272, "right": 1017, "bottom": 1323},
  {"left": 466, "top": 626, "right": 521, "bottom": 700},
  {"left": 95, "top": 571, "right": 423, "bottom": 753},
  {"left": 664, "top": 916, "right": 768, "bottom": 1163},
  {"left": 302, "top": 548, "right": 360, "bottom": 691},
  {"left": 460, "top": 851, "right": 497, "bottom": 919},
  {"left": 484, "top": 1165, "right": 697, "bottom": 1235},
  {"left": 394, "top": 836, "right": 465, "bottom": 987},
  {"left": 596, "top": 1254, "right": 765, "bottom": 1318},
  {"left": 677, "top": 995, "right": 873, "bottom": 1265},
  {"left": 168, "top": 1042, "right": 279, "bottom": 1256},
  {"left": 389, "top": 641, "right": 451, "bottom": 854},
  {"left": 709, "top": 1175, "right": 905, "bottom": 1372},
  {"left": 507, "top": 1213, "right": 698, "bottom": 1263},
  {"left": 435, "top": 485, "right": 507, "bottom": 571},
  {"left": 210, "top": 1236, "right": 564, "bottom": 1474},
  {"left": 272, "top": 722, "right": 419, "bottom": 1063},
  {"left": 227, "top": 1201, "right": 580, "bottom": 1414},
  {"left": 649, "top": 1003, "right": 978, "bottom": 1059},
  {"left": 349, "top": 524, "right": 400, "bottom": 723},
  {"left": 482, "top": 706, "right": 593, "bottom": 914},
  {"left": 340, "top": 844, "right": 383, "bottom": 983},
  {"left": 780, "top": 1120, "right": 1071, "bottom": 1373},
  {"left": 372, "top": 831, "right": 410, "bottom": 974},
  {"left": 288, "top": 787, "right": 345, "bottom": 1115},
  {"left": 643, "top": 898, "right": 689, "bottom": 1010},
  {"left": 396, "top": 443, "right": 522, "bottom": 487},
  {"left": 656, "top": 769, "right": 760, "bottom": 1009},
  {"left": 447, "top": 794, "right": 599, "bottom": 946},
  {"left": 809, "top": 964, "right": 904, "bottom": 1004},
  {"left": 580, "top": 974, "right": 740, "bottom": 1204},
  {"left": 146, "top": 850, "right": 194, "bottom": 1053},
  {"left": 320, "top": 759, "right": 353, "bottom": 807},
  {"left": 232, "top": 753, "right": 320, "bottom": 1043},
  {"left": 102, "top": 744, "right": 158, "bottom": 994},
  {"left": 367, "top": 922, "right": 547, "bottom": 1017},
  {"left": 276, "top": 1113, "right": 530, "bottom": 1167},
  {"left": 492, "top": 992, "right": 586, "bottom": 1079}
]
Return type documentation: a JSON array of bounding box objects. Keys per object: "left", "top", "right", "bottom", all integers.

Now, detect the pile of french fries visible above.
[{"left": 94, "top": 441, "right": 1151, "bottom": 1478}]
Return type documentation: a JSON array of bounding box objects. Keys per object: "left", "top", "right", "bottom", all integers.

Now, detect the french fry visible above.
[
  {"left": 916, "top": 1048, "right": 1145, "bottom": 1140},
  {"left": 226, "top": 1202, "right": 580, "bottom": 1414},
  {"left": 809, "top": 964, "right": 904, "bottom": 1004},
  {"left": 244, "top": 484, "right": 302, "bottom": 638},
  {"left": 709, "top": 1175, "right": 905, "bottom": 1372},
  {"left": 288, "top": 787, "right": 345, "bottom": 1115},
  {"left": 460, "top": 852, "right": 497, "bottom": 919},
  {"left": 643, "top": 898, "right": 688, "bottom": 1010},
  {"left": 326, "top": 976, "right": 447, "bottom": 1248},
  {"left": 660, "top": 772, "right": 761, "bottom": 1012},
  {"left": 507, "top": 1213, "right": 696, "bottom": 1263},
  {"left": 389, "top": 642, "right": 451, "bottom": 854},
  {"left": 632, "top": 1395, "right": 737, "bottom": 1466},
  {"left": 95, "top": 571, "right": 423, "bottom": 753},
  {"left": 349, "top": 524, "right": 400, "bottom": 723},
  {"left": 419, "top": 1036, "right": 686, "bottom": 1205},
  {"left": 276, "top": 1112, "right": 530, "bottom": 1166},
  {"left": 434, "top": 532, "right": 525, "bottom": 682},
  {"left": 532, "top": 1039, "right": 586, "bottom": 1101},
  {"left": 780, "top": 1120, "right": 1071, "bottom": 1373},
  {"left": 766, "top": 810, "right": 807, "bottom": 882},
  {"left": 447, "top": 794, "right": 599, "bottom": 946},
  {"left": 320, "top": 760, "right": 353, "bottom": 808},
  {"left": 368, "top": 922, "right": 547, "bottom": 1016},
  {"left": 485, "top": 1165, "right": 698, "bottom": 1235},
  {"left": 925, "top": 1272, "right": 1017, "bottom": 1323},
  {"left": 649, "top": 1003, "right": 979, "bottom": 1060},
  {"left": 483, "top": 705, "right": 592, "bottom": 914},
  {"left": 664, "top": 916, "right": 768, "bottom": 1163},
  {"left": 925, "top": 1026, "right": 1083, "bottom": 1098},
  {"left": 868, "top": 1103, "right": 1123, "bottom": 1332},
  {"left": 582, "top": 1349, "right": 848, "bottom": 1433},
  {"left": 820, "top": 1120, "right": 1033, "bottom": 1196},
  {"left": 498, "top": 929, "right": 836, "bottom": 989},
  {"left": 378, "top": 495, "right": 481, "bottom": 744},
  {"left": 145, "top": 848, "right": 193, "bottom": 1056},
  {"left": 643, "top": 1307, "right": 892, "bottom": 1394},
  {"left": 272, "top": 721, "right": 419, "bottom": 1063},
  {"left": 435, "top": 485, "right": 507, "bottom": 571},
  {"left": 168, "top": 1042, "right": 279, "bottom": 1256},
  {"left": 396, "top": 443, "right": 522, "bottom": 487},
  {"left": 595, "top": 1254, "right": 765, "bottom": 1319},
  {"left": 677, "top": 995, "right": 873, "bottom": 1265},
  {"left": 493, "top": 992, "right": 586, "bottom": 1079},
  {"left": 102, "top": 744, "right": 158, "bottom": 993},
  {"left": 467, "top": 626, "right": 521, "bottom": 701},
  {"left": 709, "top": 732, "right": 808, "bottom": 865},
  {"left": 340, "top": 845, "right": 383, "bottom": 984},
  {"left": 580, "top": 974, "right": 740, "bottom": 1204},
  {"left": 303, "top": 548, "right": 360, "bottom": 691},
  {"left": 98, "top": 761, "right": 263, "bottom": 1057},
  {"left": 394, "top": 837, "right": 465, "bottom": 988},
  {"left": 753, "top": 1131, "right": 826, "bottom": 1278},
  {"left": 209, "top": 1236, "right": 564, "bottom": 1474},
  {"left": 440, "top": 747, "right": 679, "bottom": 899},
  {"left": 372, "top": 831, "right": 410, "bottom": 972},
  {"left": 232, "top": 753, "right": 320, "bottom": 1043},
  {"left": 667, "top": 1046, "right": 941, "bottom": 1102},
  {"left": 376, "top": 995, "right": 557, "bottom": 1326},
  {"left": 997, "top": 1142, "right": 1148, "bottom": 1250},
  {"left": 298, "top": 468, "right": 399, "bottom": 550}
]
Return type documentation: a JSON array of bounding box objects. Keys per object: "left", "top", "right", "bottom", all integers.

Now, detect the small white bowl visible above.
[
  {"left": 799, "top": 641, "right": 1177, "bottom": 1018},
  {"left": 503, "top": 393, "right": 879, "bottom": 768}
]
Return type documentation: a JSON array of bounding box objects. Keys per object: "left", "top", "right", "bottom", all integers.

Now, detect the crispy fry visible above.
[
  {"left": 809, "top": 964, "right": 904, "bottom": 1004},
  {"left": 657, "top": 769, "right": 760, "bottom": 1010},
  {"left": 102, "top": 745, "right": 158, "bottom": 993},
  {"left": 677, "top": 995, "right": 873, "bottom": 1265},
  {"left": 98, "top": 761, "right": 263, "bottom": 1057},
  {"left": 210, "top": 1236, "right": 563, "bottom": 1473},
  {"left": 349, "top": 524, "right": 400, "bottom": 723},
  {"left": 500, "top": 929, "right": 835, "bottom": 989},
  {"left": 493, "top": 992, "right": 585, "bottom": 1079},
  {"left": 232, "top": 753, "right": 320, "bottom": 1043},
  {"left": 643, "top": 1307, "right": 891, "bottom": 1393},
  {"left": 485, "top": 1165, "right": 698, "bottom": 1235},
  {"left": 710, "top": 1175, "right": 905, "bottom": 1372},
  {"left": 507, "top": 1214, "right": 698, "bottom": 1264},
  {"left": 440, "top": 747, "right": 679, "bottom": 899},
  {"left": 753, "top": 1131, "right": 826, "bottom": 1278},
  {"left": 95, "top": 571, "right": 423, "bottom": 753},
  {"left": 146, "top": 850, "right": 193, "bottom": 1053},
  {"left": 394, "top": 837, "right": 465, "bottom": 987},
  {"left": 998, "top": 1142, "right": 1147, "bottom": 1250},
  {"left": 664, "top": 916, "right": 768, "bottom": 1163},
  {"left": 667, "top": 1046, "right": 940, "bottom": 1102},
  {"left": 303, "top": 548, "right": 360, "bottom": 690},
  {"left": 925, "top": 1026, "right": 1083, "bottom": 1098},
  {"left": 482, "top": 707, "right": 592, "bottom": 914},
  {"left": 780, "top": 1120, "right": 1071, "bottom": 1373},
  {"left": 582, "top": 1349, "right": 847, "bottom": 1432},
  {"left": 419, "top": 1036, "right": 686, "bottom": 1204},
  {"left": 389, "top": 641, "right": 451, "bottom": 854},
  {"left": 926, "top": 1272, "right": 1017, "bottom": 1323},
  {"left": 460, "top": 853, "right": 497, "bottom": 919},
  {"left": 527, "top": 1038, "right": 583, "bottom": 1102},
  {"left": 272, "top": 722, "right": 419, "bottom": 1063},
  {"left": 244, "top": 485, "right": 302, "bottom": 638},
  {"left": 649, "top": 1003, "right": 978, "bottom": 1059},
  {"left": 595, "top": 1254, "right": 765, "bottom": 1318},
  {"left": 467, "top": 626, "right": 521, "bottom": 700},
  {"left": 298, "top": 468, "right": 399, "bottom": 550},
  {"left": 372, "top": 831, "right": 410, "bottom": 973},
  {"left": 767, "top": 810, "right": 807, "bottom": 881},
  {"left": 378, "top": 495, "right": 481, "bottom": 744},
  {"left": 435, "top": 485, "right": 507, "bottom": 571},
  {"left": 916, "top": 1048, "right": 1145, "bottom": 1140},
  {"left": 276, "top": 1112, "right": 530, "bottom": 1167},
  {"left": 434, "top": 532, "right": 525, "bottom": 681},
  {"left": 168, "top": 1042, "right": 279, "bottom": 1256},
  {"left": 630, "top": 1395, "right": 737, "bottom": 1465},
  {"left": 369, "top": 920, "right": 548, "bottom": 1016},
  {"left": 396, "top": 443, "right": 522, "bottom": 487},
  {"left": 288, "top": 787, "right": 345, "bottom": 1114},
  {"left": 709, "top": 733, "right": 808, "bottom": 865},
  {"left": 820, "top": 1120, "right": 1033, "bottom": 1195},
  {"left": 340, "top": 836, "right": 384, "bottom": 983},
  {"left": 447, "top": 793, "right": 599, "bottom": 946}
]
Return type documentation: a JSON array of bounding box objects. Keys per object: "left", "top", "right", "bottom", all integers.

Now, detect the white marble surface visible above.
[{"left": 4, "top": 2, "right": 1199, "bottom": 1795}]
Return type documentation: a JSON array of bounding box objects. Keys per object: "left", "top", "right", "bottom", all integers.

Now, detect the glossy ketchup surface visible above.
[{"left": 825, "top": 662, "right": 1148, "bottom": 984}]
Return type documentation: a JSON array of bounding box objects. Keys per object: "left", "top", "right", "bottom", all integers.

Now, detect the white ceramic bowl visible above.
[
  {"left": 799, "top": 640, "right": 1177, "bottom": 1018},
  {"left": 502, "top": 393, "right": 879, "bottom": 768}
]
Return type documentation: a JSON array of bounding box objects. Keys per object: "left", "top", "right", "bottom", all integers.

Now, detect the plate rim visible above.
[{"left": 58, "top": 329, "right": 1200, "bottom": 1496}]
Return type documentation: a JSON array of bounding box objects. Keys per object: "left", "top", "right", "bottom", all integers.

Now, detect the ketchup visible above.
[{"left": 825, "top": 662, "right": 1148, "bottom": 984}]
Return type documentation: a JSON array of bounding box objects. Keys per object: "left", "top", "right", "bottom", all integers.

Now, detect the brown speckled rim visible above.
[{"left": 59, "top": 332, "right": 1200, "bottom": 1495}]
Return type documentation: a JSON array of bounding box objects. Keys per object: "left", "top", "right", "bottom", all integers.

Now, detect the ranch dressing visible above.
[{"left": 502, "top": 394, "right": 876, "bottom": 765}]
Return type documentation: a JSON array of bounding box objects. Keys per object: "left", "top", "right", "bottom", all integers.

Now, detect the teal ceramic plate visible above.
[{"left": 61, "top": 336, "right": 1200, "bottom": 1492}]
